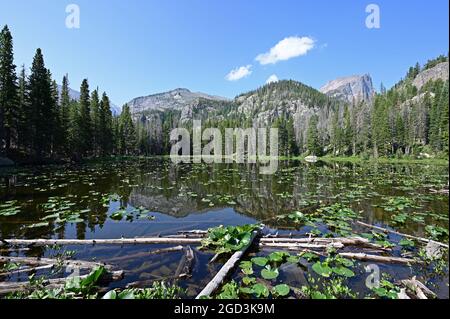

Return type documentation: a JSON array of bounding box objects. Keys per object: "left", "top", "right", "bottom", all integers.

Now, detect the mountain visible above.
[
  {"left": 320, "top": 74, "right": 375, "bottom": 104},
  {"left": 412, "top": 62, "right": 449, "bottom": 90},
  {"left": 127, "top": 88, "right": 229, "bottom": 115},
  {"left": 57, "top": 85, "right": 122, "bottom": 115}
]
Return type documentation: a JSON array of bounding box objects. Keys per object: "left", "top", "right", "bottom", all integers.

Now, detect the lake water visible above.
[{"left": 0, "top": 158, "right": 448, "bottom": 298}]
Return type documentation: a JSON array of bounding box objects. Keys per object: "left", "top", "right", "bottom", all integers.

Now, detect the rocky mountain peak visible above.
[
  {"left": 320, "top": 74, "right": 375, "bottom": 104},
  {"left": 127, "top": 88, "right": 229, "bottom": 114},
  {"left": 412, "top": 62, "right": 449, "bottom": 90}
]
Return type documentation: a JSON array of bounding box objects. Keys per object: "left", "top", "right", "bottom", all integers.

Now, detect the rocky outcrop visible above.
[
  {"left": 127, "top": 88, "right": 229, "bottom": 115},
  {"left": 413, "top": 62, "right": 449, "bottom": 90},
  {"left": 320, "top": 74, "right": 375, "bottom": 104}
]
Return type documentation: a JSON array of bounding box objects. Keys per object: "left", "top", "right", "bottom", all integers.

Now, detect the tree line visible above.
[{"left": 0, "top": 25, "right": 139, "bottom": 162}]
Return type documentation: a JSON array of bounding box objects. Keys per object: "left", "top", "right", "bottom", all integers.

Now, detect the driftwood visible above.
[
  {"left": 0, "top": 256, "right": 112, "bottom": 270},
  {"left": 1, "top": 237, "right": 203, "bottom": 246},
  {"left": 260, "top": 237, "right": 390, "bottom": 250},
  {"left": 355, "top": 221, "right": 448, "bottom": 249},
  {"left": 0, "top": 264, "right": 54, "bottom": 277},
  {"left": 260, "top": 242, "right": 344, "bottom": 250},
  {"left": 175, "top": 246, "right": 195, "bottom": 279},
  {"left": 337, "top": 253, "right": 422, "bottom": 265},
  {"left": 400, "top": 277, "right": 437, "bottom": 299},
  {"left": 0, "top": 270, "right": 124, "bottom": 296},
  {"left": 196, "top": 229, "right": 260, "bottom": 299}
]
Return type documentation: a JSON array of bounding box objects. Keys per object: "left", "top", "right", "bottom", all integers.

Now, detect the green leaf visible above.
[
  {"left": 273, "top": 284, "right": 290, "bottom": 297},
  {"left": 312, "top": 262, "right": 333, "bottom": 277},
  {"left": 252, "top": 283, "right": 270, "bottom": 298},
  {"left": 251, "top": 257, "right": 268, "bottom": 267},
  {"left": 261, "top": 267, "right": 279, "bottom": 280},
  {"left": 102, "top": 290, "right": 117, "bottom": 299},
  {"left": 332, "top": 266, "right": 355, "bottom": 277}
]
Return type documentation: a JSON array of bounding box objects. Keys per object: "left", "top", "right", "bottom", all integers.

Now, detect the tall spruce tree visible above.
[
  {"left": 90, "top": 89, "right": 100, "bottom": 155},
  {"left": 78, "top": 79, "right": 92, "bottom": 156},
  {"left": 99, "top": 92, "right": 113, "bottom": 155},
  {"left": 59, "top": 75, "right": 71, "bottom": 154},
  {"left": 118, "top": 104, "right": 136, "bottom": 155},
  {"left": 28, "top": 48, "right": 53, "bottom": 156},
  {"left": 16, "top": 65, "right": 29, "bottom": 151},
  {"left": 306, "top": 115, "right": 321, "bottom": 156},
  {"left": 0, "top": 25, "right": 18, "bottom": 152}
]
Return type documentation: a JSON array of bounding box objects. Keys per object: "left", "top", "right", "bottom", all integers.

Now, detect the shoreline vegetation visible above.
[{"left": 1, "top": 154, "right": 448, "bottom": 168}]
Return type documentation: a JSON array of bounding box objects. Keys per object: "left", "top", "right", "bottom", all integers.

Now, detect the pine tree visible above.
[
  {"left": 99, "top": 92, "right": 113, "bottom": 155},
  {"left": 0, "top": 25, "right": 18, "bottom": 152},
  {"left": 50, "top": 78, "right": 60, "bottom": 154},
  {"left": 118, "top": 104, "right": 136, "bottom": 155},
  {"left": 28, "top": 48, "right": 53, "bottom": 156},
  {"left": 78, "top": 79, "right": 92, "bottom": 156},
  {"left": 90, "top": 89, "right": 100, "bottom": 155},
  {"left": 16, "top": 65, "right": 29, "bottom": 151},
  {"left": 306, "top": 115, "right": 321, "bottom": 156},
  {"left": 59, "top": 75, "right": 71, "bottom": 154}
]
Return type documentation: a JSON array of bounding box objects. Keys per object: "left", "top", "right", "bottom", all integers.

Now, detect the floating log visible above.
[
  {"left": 401, "top": 277, "right": 437, "bottom": 299},
  {"left": 260, "top": 242, "right": 344, "bottom": 250},
  {"left": 337, "top": 253, "right": 423, "bottom": 265},
  {"left": 196, "top": 229, "right": 260, "bottom": 299},
  {"left": 175, "top": 246, "right": 195, "bottom": 279},
  {"left": 1, "top": 237, "right": 203, "bottom": 246},
  {"left": 0, "top": 256, "right": 112, "bottom": 270},
  {"left": 355, "top": 221, "right": 448, "bottom": 249},
  {"left": 0, "top": 264, "right": 54, "bottom": 277},
  {"left": 0, "top": 270, "right": 124, "bottom": 296},
  {"left": 260, "top": 236, "right": 390, "bottom": 250}
]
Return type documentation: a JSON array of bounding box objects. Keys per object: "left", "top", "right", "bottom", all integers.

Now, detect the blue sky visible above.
[{"left": 0, "top": 0, "right": 448, "bottom": 106}]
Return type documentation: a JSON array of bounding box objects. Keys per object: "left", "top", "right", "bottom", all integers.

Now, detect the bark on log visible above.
[
  {"left": 260, "top": 237, "right": 390, "bottom": 250},
  {"left": 1, "top": 237, "right": 203, "bottom": 246},
  {"left": 337, "top": 253, "right": 423, "bottom": 265},
  {"left": 0, "top": 256, "right": 112, "bottom": 270},
  {"left": 260, "top": 242, "right": 344, "bottom": 250},
  {"left": 0, "top": 264, "right": 54, "bottom": 277},
  {"left": 175, "top": 246, "right": 195, "bottom": 279},
  {"left": 401, "top": 277, "right": 436, "bottom": 299},
  {"left": 0, "top": 270, "right": 124, "bottom": 296},
  {"left": 196, "top": 230, "right": 260, "bottom": 299},
  {"left": 355, "top": 221, "right": 448, "bottom": 249}
]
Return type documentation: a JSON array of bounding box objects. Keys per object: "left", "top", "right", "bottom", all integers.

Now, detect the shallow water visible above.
[{"left": 0, "top": 158, "right": 448, "bottom": 298}]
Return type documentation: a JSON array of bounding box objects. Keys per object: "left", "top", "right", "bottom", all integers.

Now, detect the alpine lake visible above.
[{"left": 0, "top": 158, "right": 448, "bottom": 299}]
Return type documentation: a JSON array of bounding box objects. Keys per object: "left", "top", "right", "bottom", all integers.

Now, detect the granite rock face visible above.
[
  {"left": 127, "top": 88, "right": 229, "bottom": 115},
  {"left": 320, "top": 74, "right": 375, "bottom": 104},
  {"left": 413, "top": 62, "right": 449, "bottom": 90}
]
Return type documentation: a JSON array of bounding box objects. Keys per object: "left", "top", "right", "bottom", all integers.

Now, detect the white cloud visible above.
[
  {"left": 256, "top": 36, "right": 315, "bottom": 65},
  {"left": 266, "top": 74, "right": 279, "bottom": 84},
  {"left": 225, "top": 65, "right": 252, "bottom": 81}
]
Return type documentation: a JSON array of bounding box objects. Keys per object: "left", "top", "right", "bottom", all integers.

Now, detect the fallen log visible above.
[
  {"left": 400, "top": 277, "right": 437, "bottom": 299},
  {"left": 0, "top": 256, "right": 112, "bottom": 270},
  {"left": 355, "top": 221, "right": 448, "bottom": 249},
  {"left": 1, "top": 237, "right": 203, "bottom": 246},
  {"left": 175, "top": 246, "right": 195, "bottom": 279},
  {"left": 196, "top": 229, "right": 260, "bottom": 299},
  {"left": 0, "top": 264, "right": 54, "bottom": 277},
  {"left": 260, "top": 242, "right": 344, "bottom": 250},
  {"left": 260, "top": 236, "right": 389, "bottom": 250},
  {"left": 0, "top": 270, "right": 124, "bottom": 296},
  {"left": 337, "top": 253, "right": 423, "bottom": 265}
]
